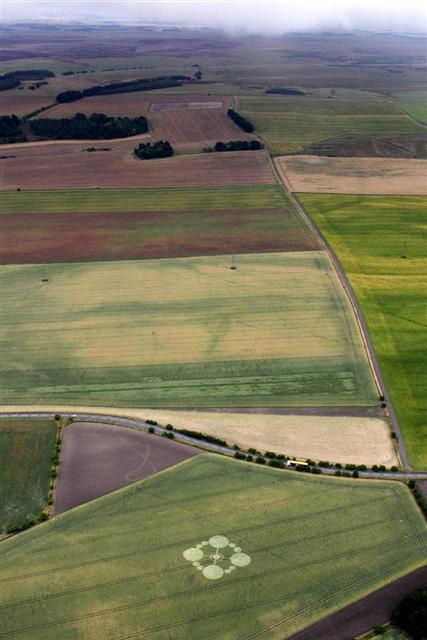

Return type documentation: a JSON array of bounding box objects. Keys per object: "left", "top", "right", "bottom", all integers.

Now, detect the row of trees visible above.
[
  {"left": 56, "top": 75, "right": 190, "bottom": 103},
  {"left": 29, "top": 112, "right": 149, "bottom": 140},
  {"left": 227, "top": 108, "right": 255, "bottom": 133},
  {"left": 134, "top": 140, "right": 174, "bottom": 159},
  {"left": 265, "top": 87, "right": 305, "bottom": 95},
  {"left": 204, "top": 140, "right": 263, "bottom": 153}
]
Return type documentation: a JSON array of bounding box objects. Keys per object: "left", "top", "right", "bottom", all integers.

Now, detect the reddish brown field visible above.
[
  {"left": 54, "top": 422, "right": 200, "bottom": 513},
  {"left": 0, "top": 207, "right": 317, "bottom": 264},
  {"left": 0, "top": 95, "right": 54, "bottom": 116},
  {"left": 149, "top": 108, "right": 249, "bottom": 148},
  {"left": 0, "top": 147, "right": 274, "bottom": 190}
]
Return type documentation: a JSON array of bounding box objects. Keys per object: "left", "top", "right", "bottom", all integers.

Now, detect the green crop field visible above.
[
  {"left": 1, "top": 251, "right": 377, "bottom": 408},
  {"left": 236, "top": 95, "right": 425, "bottom": 154},
  {"left": 394, "top": 91, "right": 427, "bottom": 123},
  {"left": 298, "top": 194, "right": 427, "bottom": 470},
  {"left": 0, "top": 418, "right": 57, "bottom": 533},
  {"left": 0, "top": 186, "right": 289, "bottom": 215},
  {"left": 1, "top": 455, "right": 425, "bottom": 639}
]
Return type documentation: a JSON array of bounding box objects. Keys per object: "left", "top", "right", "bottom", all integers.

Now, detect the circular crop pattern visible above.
[{"left": 183, "top": 535, "right": 251, "bottom": 580}]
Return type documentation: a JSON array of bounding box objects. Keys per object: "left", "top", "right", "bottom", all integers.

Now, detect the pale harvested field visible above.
[
  {"left": 0, "top": 148, "right": 274, "bottom": 190},
  {"left": 45, "top": 93, "right": 231, "bottom": 118},
  {"left": 0, "top": 405, "right": 397, "bottom": 466},
  {"left": 149, "top": 101, "right": 223, "bottom": 111},
  {"left": 276, "top": 155, "right": 427, "bottom": 195},
  {"left": 1, "top": 252, "right": 377, "bottom": 407}
]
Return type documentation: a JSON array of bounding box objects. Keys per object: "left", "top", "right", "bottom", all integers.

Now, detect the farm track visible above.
[
  {"left": 1, "top": 412, "right": 424, "bottom": 479},
  {"left": 288, "top": 563, "right": 427, "bottom": 640},
  {"left": 272, "top": 159, "right": 410, "bottom": 469}
]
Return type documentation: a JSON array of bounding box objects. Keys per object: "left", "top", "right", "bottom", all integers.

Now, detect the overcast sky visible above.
[{"left": 2, "top": 0, "right": 427, "bottom": 33}]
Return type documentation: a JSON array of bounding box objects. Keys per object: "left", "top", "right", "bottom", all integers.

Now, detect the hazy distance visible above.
[{"left": 3, "top": 0, "right": 427, "bottom": 34}]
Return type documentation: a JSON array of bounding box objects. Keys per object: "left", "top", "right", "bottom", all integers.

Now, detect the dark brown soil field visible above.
[
  {"left": 303, "top": 133, "right": 427, "bottom": 158},
  {"left": 54, "top": 422, "right": 200, "bottom": 514},
  {"left": 0, "top": 208, "right": 318, "bottom": 264},
  {"left": 289, "top": 564, "right": 427, "bottom": 640},
  {"left": 0, "top": 207, "right": 317, "bottom": 264},
  {"left": 0, "top": 148, "right": 274, "bottom": 190}
]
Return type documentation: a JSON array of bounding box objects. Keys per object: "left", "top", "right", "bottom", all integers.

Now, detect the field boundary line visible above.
[{"left": 271, "top": 158, "right": 409, "bottom": 469}]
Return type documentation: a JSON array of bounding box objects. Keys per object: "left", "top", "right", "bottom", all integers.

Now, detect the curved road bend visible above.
[
  {"left": 3, "top": 411, "right": 426, "bottom": 480},
  {"left": 272, "top": 159, "right": 409, "bottom": 469}
]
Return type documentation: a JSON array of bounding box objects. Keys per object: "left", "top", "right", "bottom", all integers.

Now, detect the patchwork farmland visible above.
[
  {"left": 1, "top": 456, "right": 426, "bottom": 640},
  {"left": 1, "top": 252, "right": 377, "bottom": 408}
]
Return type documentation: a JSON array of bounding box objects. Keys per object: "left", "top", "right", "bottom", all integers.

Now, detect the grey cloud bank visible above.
[{"left": 3, "top": 0, "right": 427, "bottom": 33}]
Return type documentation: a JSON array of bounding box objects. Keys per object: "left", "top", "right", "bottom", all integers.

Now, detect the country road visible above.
[
  {"left": 3, "top": 411, "right": 426, "bottom": 480},
  {"left": 273, "top": 158, "right": 410, "bottom": 470}
]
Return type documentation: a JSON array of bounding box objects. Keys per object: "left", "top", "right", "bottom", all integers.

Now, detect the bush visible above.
[
  {"left": 148, "top": 426, "right": 155, "bottom": 434},
  {"left": 146, "top": 419, "right": 158, "bottom": 426},
  {"left": 134, "top": 140, "right": 174, "bottom": 160},
  {"left": 166, "top": 424, "right": 174, "bottom": 431},
  {"left": 233, "top": 444, "right": 240, "bottom": 450},
  {"left": 268, "top": 459, "right": 283, "bottom": 468},
  {"left": 248, "top": 448, "right": 257, "bottom": 454},
  {"left": 264, "top": 451, "right": 277, "bottom": 459},
  {"left": 319, "top": 460, "right": 331, "bottom": 468},
  {"left": 234, "top": 451, "right": 246, "bottom": 460},
  {"left": 392, "top": 588, "right": 427, "bottom": 640},
  {"left": 335, "top": 470, "right": 342, "bottom": 477},
  {"left": 390, "top": 466, "right": 398, "bottom": 472},
  {"left": 246, "top": 454, "right": 253, "bottom": 462},
  {"left": 255, "top": 456, "right": 266, "bottom": 465},
  {"left": 391, "top": 431, "right": 397, "bottom": 439},
  {"left": 311, "top": 467, "right": 322, "bottom": 474},
  {"left": 352, "top": 470, "right": 359, "bottom": 478},
  {"left": 357, "top": 464, "right": 367, "bottom": 471},
  {"left": 177, "top": 428, "right": 227, "bottom": 447},
  {"left": 162, "top": 431, "right": 175, "bottom": 439},
  {"left": 335, "top": 463, "right": 342, "bottom": 469},
  {"left": 54, "top": 414, "right": 61, "bottom": 421}
]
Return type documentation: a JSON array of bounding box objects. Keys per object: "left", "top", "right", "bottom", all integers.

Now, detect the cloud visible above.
[{"left": 3, "top": 0, "right": 427, "bottom": 33}]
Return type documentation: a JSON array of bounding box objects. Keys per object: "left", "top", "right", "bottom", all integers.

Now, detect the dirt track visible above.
[
  {"left": 54, "top": 421, "right": 200, "bottom": 514},
  {"left": 289, "top": 564, "right": 427, "bottom": 640}
]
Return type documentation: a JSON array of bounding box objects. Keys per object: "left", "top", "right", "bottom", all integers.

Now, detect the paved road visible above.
[
  {"left": 4, "top": 411, "right": 427, "bottom": 480},
  {"left": 273, "top": 159, "right": 410, "bottom": 469}
]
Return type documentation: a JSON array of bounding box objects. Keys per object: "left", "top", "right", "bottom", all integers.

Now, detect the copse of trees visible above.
[
  {"left": 265, "top": 87, "right": 305, "bottom": 95},
  {"left": 0, "top": 69, "right": 54, "bottom": 91},
  {"left": 134, "top": 140, "right": 174, "bottom": 160},
  {"left": 29, "top": 113, "right": 149, "bottom": 140},
  {"left": 0, "top": 115, "right": 27, "bottom": 144},
  {"left": 56, "top": 75, "right": 190, "bottom": 103},
  {"left": 204, "top": 140, "right": 263, "bottom": 153},
  {"left": 392, "top": 588, "right": 427, "bottom": 640},
  {"left": 227, "top": 108, "right": 254, "bottom": 133}
]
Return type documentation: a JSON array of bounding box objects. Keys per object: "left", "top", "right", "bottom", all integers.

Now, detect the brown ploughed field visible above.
[
  {"left": 54, "top": 422, "right": 200, "bottom": 514},
  {"left": 0, "top": 207, "right": 317, "bottom": 264},
  {"left": 0, "top": 95, "right": 55, "bottom": 117},
  {"left": 0, "top": 148, "right": 274, "bottom": 190}
]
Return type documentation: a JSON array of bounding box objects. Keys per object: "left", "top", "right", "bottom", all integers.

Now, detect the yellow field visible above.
[
  {"left": 1, "top": 252, "right": 377, "bottom": 408},
  {"left": 0, "top": 405, "right": 397, "bottom": 466},
  {"left": 276, "top": 156, "right": 427, "bottom": 195}
]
